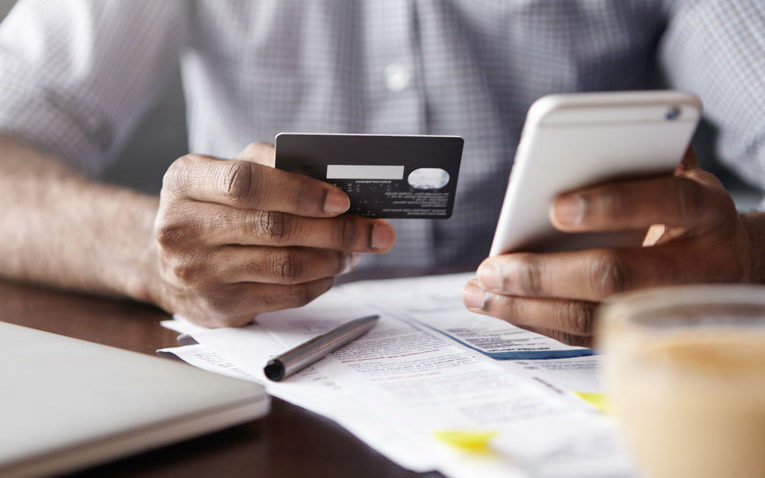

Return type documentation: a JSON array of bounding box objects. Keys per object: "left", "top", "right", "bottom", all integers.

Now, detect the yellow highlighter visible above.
[
  {"left": 433, "top": 430, "right": 498, "bottom": 453},
  {"left": 573, "top": 391, "right": 610, "bottom": 413}
]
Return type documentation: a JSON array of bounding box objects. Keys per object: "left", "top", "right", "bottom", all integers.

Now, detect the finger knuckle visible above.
[
  {"left": 591, "top": 251, "right": 630, "bottom": 297},
  {"left": 338, "top": 217, "right": 358, "bottom": 249},
  {"left": 292, "top": 179, "right": 311, "bottom": 211},
  {"left": 247, "top": 210, "right": 287, "bottom": 241},
  {"left": 220, "top": 160, "right": 252, "bottom": 205},
  {"left": 154, "top": 205, "right": 201, "bottom": 249},
  {"left": 513, "top": 254, "right": 544, "bottom": 296},
  {"left": 155, "top": 222, "right": 185, "bottom": 249},
  {"left": 558, "top": 302, "right": 595, "bottom": 336},
  {"left": 168, "top": 258, "right": 203, "bottom": 286},
  {"left": 568, "top": 333, "right": 592, "bottom": 347},
  {"left": 550, "top": 329, "right": 590, "bottom": 347},
  {"left": 162, "top": 155, "right": 194, "bottom": 193},
  {"left": 548, "top": 329, "right": 571, "bottom": 345},
  {"left": 496, "top": 295, "right": 522, "bottom": 322},
  {"left": 155, "top": 214, "right": 196, "bottom": 249},
  {"left": 270, "top": 249, "right": 302, "bottom": 282},
  {"left": 574, "top": 303, "right": 596, "bottom": 336}
]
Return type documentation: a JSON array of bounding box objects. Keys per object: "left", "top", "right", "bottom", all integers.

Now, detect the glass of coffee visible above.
[{"left": 599, "top": 285, "right": 765, "bottom": 478}]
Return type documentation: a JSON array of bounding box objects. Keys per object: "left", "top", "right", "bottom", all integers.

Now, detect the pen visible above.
[{"left": 263, "top": 314, "right": 380, "bottom": 381}]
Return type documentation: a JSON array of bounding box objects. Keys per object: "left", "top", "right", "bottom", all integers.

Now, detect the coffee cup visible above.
[{"left": 599, "top": 285, "right": 765, "bottom": 478}]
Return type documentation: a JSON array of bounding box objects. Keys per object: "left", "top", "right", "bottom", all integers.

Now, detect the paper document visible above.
[
  {"left": 341, "top": 274, "right": 594, "bottom": 360},
  {"left": 159, "top": 272, "right": 635, "bottom": 478}
]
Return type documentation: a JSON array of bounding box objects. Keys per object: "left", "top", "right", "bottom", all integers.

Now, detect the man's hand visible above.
[
  {"left": 150, "top": 143, "right": 395, "bottom": 327},
  {"left": 463, "top": 149, "right": 753, "bottom": 346}
]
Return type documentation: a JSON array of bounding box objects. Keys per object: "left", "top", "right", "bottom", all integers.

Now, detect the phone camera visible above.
[{"left": 665, "top": 106, "right": 681, "bottom": 121}]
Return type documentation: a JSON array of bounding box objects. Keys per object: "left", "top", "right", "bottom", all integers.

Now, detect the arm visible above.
[
  {"left": 0, "top": 136, "right": 396, "bottom": 326},
  {"left": 0, "top": 135, "right": 160, "bottom": 301}
]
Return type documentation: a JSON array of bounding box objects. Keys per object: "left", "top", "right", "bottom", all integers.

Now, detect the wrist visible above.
[
  {"left": 124, "top": 237, "right": 165, "bottom": 307},
  {"left": 111, "top": 192, "right": 167, "bottom": 309}
]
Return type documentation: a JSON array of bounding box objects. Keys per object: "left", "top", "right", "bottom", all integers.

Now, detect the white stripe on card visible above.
[{"left": 326, "top": 164, "right": 404, "bottom": 180}]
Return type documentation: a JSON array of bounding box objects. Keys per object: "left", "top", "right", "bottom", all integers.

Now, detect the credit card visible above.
[{"left": 275, "top": 133, "right": 464, "bottom": 219}]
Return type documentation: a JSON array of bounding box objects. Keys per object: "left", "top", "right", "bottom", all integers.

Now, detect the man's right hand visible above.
[{"left": 150, "top": 143, "right": 395, "bottom": 327}]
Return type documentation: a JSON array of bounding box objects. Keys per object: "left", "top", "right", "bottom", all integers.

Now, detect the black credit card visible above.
[{"left": 275, "top": 133, "right": 464, "bottom": 219}]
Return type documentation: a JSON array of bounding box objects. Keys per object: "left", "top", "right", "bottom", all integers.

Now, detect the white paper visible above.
[
  {"left": 341, "top": 273, "right": 594, "bottom": 360},
  {"left": 161, "top": 273, "right": 634, "bottom": 478},
  {"left": 158, "top": 343, "right": 253, "bottom": 380}
]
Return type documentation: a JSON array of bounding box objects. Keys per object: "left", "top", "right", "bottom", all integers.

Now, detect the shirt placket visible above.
[{"left": 360, "top": 0, "right": 435, "bottom": 270}]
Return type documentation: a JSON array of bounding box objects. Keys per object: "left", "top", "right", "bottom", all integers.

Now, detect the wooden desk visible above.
[{"left": 0, "top": 279, "right": 443, "bottom": 478}]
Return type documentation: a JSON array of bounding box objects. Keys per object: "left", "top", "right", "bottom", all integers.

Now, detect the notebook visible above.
[{"left": 0, "top": 321, "right": 269, "bottom": 478}]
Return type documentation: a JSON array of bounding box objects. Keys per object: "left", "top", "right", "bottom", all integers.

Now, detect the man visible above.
[{"left": 0, "top": 1, "right": 763, "bottom": 345}]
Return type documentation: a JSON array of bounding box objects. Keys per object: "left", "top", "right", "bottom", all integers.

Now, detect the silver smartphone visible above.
[{"left": 489, "top": 90, "right": 702, "bottom": 256}]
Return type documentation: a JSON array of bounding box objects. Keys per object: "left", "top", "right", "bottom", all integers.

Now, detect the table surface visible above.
[{"left": 0, "top": 278, "right": 445, "bottom": 478}]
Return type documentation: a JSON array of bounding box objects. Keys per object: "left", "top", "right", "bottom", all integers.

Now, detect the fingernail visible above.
[
  {"left": 552, "top": 194, "right": 585, "bottom": 226},
  {"left": 463, "top": 281, "right": 490, "bottom": 311},
  {"left": 324, "top": 190, "right": 350, "bottom": 215},
  {"left": 370, "top": 223, "right": 395, "bottom": 250},
  {"left": 477, "top": 261, "right": 503, "bottom": 291}
]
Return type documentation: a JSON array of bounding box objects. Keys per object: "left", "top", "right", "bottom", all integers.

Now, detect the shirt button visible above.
[{"left": 384, "top": 63, "right": 412, "bottom": 92}]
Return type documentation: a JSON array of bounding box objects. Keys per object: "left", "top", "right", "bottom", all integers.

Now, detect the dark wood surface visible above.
[{"left": 0, "top": 279, "right": 445, "bottom": 478}]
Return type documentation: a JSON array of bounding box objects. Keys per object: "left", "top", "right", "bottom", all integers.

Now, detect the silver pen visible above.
[{"left": 263, "top": 314, "right": 379, "bottom": 381}]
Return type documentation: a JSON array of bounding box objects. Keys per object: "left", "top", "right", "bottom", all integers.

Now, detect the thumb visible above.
[{"left": 235, "top": 142, "right": 275, "bottom": 167}]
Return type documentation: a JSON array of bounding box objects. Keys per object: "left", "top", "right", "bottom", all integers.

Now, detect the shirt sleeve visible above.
[
  {"left": 659, "top": 0, "right": 765, "bottom": 193},
  {"left": 0, "top": 0, "right": 186, "bottom": 175}
]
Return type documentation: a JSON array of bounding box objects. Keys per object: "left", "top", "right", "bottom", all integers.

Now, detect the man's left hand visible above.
[{"left": 463, "top": 149, "right": 753, "bottom": 346}]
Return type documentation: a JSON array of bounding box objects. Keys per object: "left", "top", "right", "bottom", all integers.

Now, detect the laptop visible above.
[{"left": 0, "top": 321, "right": 269, "bottom": 478}]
